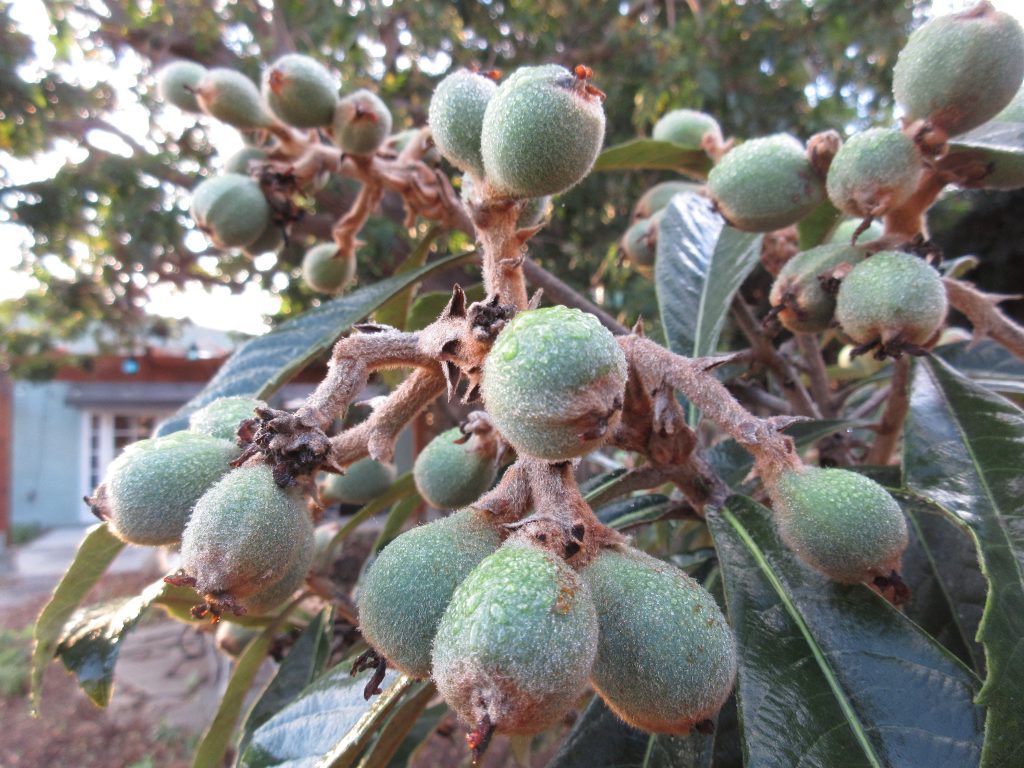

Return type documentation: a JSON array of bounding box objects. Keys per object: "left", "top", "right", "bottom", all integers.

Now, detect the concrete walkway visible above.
[{"left": 0, "top": 526, "right": 161, "bottom": 610}]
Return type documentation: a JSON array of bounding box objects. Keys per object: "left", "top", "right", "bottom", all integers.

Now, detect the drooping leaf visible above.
[
  {"left": 904, "top": 355, "right": 1024, "bottom": 766},
  {"left": 239, "top": 609, "right": 335, "bottom": 759},
  {"left": 546, "top": 695, "right": 714, "bottom": 768},
  {"left": 593, "top": 138, "right": 713, "bottom": 178},
  {"left": 373, "top": 226, "right": 442, "bottom": 331},
  {"left": 655, "top": 193, "right": 762, "bottom": 363},
  {"left": 355, "top": 682, "right": 436, "bottom": 768},
  {"left": 933, "top": 340, "right": 1024, "bottom": 396},
  {"left": 708, "top": 495, "right": 984, "bottom": 768},
  {"left": 155, "top": 250, "right": 475, "bottom": 436},
  {"left": 193, "top": 599, "right": 302, "bottom": 768},
  {"left": 897, "top": 492, "right": 986, "bottom": 673},
  {"left": 331, "top": 472, "right": 417, "bottom": 546},
  {"left": 240, "top": 660, "right": 410, "bottom": 767},
  {"left": 796, "top": 199, "right": 842, "bottom": 250},
  {"left": 30, "top": 523, "right": 124, "bottom": 713}
]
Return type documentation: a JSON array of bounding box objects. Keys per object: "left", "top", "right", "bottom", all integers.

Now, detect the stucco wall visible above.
[{"left": 12, "top": 381, "right": 85, "bottom": 528}]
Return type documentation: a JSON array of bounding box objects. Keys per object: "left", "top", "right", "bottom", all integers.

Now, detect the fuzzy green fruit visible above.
[
  {"left": 102, "top": 431, "right": 237, "bottom": 546},
  {"left": 428, "top": 70, "right": 498, "bottom": 177},
  {"left": 357, "top": 509, "right": 500, "bottom": 678},
  {"left": 826, "top": 129, "right": 921, "bottom": 218},
  {"left": 481, "top": 65, "right": 606, "bottom": 198},
  {"left": 772, "top": 467, "right": 908, "bottom": 583},
  {"left": 583, "top": 546, "right": 736, "bottom": 734},
  {"left": 432, "top": 539, "right": 598, "bottom": 735},
  {"left": 769, "top": 243, "right": 867, "bottom": 334},
  {"left": 652, "top": 108, "right": 722, "bottom": 149},
  {"left": 262, "top": 53, "right": 338, "bottom": 128},
  {"left": 632, "top": 181, "right": 703, "bottom": 220},
  {"left": 155, "top": 60, "right": 207, "bottom": 113},
  {"left": 195, "top": 68, "right": 272, "bottom": 129},
  {"left": 321, "top": 458, "right": 396, "bottom": 505},
  {"left": 333, "top": 89, "right": 393, "bottom": 155},
  {"left": 243, "top": 518, "right": 315, "bottom": 615},
  {"left": 828, "top": 218, "right": 885, "bottom": 245},
  {"left": 481, "top": 306, "right": 628, "bottom": 461},
  {"left": 223, "top": 146, "right": 268, "bottom": 175},
  {"left": 180, "top": 464, "right": 313, "bottom": 605},
  {"left": 188, "top": 396, "right": 265, "bottom": 442},
  {"left": 620, "top": 214, "right": 659, "bottom": 268},
  {"left": 893, "top": 3, "right": 1024, "bottom": 137},
  {"left": 243, "top": 221, "right": 284, "bottom": 257},
  {"left": 835, "top": 251, "right": 947, "bottom": 347},
  {"left": 413, "top": 427, "right": 497, "bottom": 510},
  {"left": 708, "top": 134, "right": 825, "bottom": 232},
  {"left": 302, "top": 242, "right": 356, "bottom": 295},
  {"left": 190, "top": 174, "right": 271, "bottom": 249}
]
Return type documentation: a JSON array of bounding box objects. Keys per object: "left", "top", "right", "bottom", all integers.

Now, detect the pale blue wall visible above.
[{"left": 12, "top": 381, "right": 85, "bottom": 528}]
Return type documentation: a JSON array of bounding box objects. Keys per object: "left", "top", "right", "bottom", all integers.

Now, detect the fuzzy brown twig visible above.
[
  {"left": 865, "top": 355, "right": 910, "bottom": 466},
  {"left": 944, "top": 277, "right": 1024, "bottom": 359}
]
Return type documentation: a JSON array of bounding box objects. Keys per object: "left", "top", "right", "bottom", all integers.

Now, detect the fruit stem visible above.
[
  {"left": 470, "top": 196, "right": 530, "bottom": 309},
  {"left": 865, "top": 355, "right": 910, "bottom": 466},
  {"left": 944, "top": 277, "right": 1024, "bottom": 359},
  {"left": 882, "top": 166, "right": 948, "bottom": 240},
  {"left": 795, "top": 333, "right": 836, "bottom": 417},
  {"left": 620, "top": 335, "right": 804, "bottom": 484},
  {"left": 332, "top": 177, "right": 383, "bottom": 259}
]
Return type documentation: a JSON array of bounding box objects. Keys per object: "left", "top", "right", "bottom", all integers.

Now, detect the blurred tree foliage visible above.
[{"left": 5, "top": 0, "right": 998, "bottom": 377}]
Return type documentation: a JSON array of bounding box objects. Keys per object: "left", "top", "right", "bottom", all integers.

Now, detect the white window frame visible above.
[{"left": 78, "top": 408, "right": 173, "bottom": 522}]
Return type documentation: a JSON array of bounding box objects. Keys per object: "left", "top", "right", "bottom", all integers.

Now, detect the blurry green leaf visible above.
[
  {"left": 156, "top": 250, "right": 475, "bottom": 436},
  {"left": 54, "top": 577, "right": 166, "bottom": 707},
  {"left": 596, "top": 493, "right": 676, "bottom": 529},
  {"left": 374, "top": 226, "right": 442, "bottom": 331},
  {"left": 332, "top": 472, "right": 417, "bottom": 546},
  {"left": 905, "top": 356, "right": 1024, "bottom": 766},
  {"left": 239, "top": 609, "right": 335, "bottom": 758},
  {"left": 933, "top": 340, "right": 1024, "bottom": 396},
  {"left": 382, "top": 703, "right": 447, "bottom": 768},
  {"left": 30, "top": 523, "right": 124, "bottom": 713},
  {"left": 372, "top": 494, "right": 422, "bottom": 553},
  {"left": 406, "top": 284, "right": 485, "bottom": 331},
  {"left": 708, "top": 495, "right": 984, "bottom": 768},
  {"left": 593, "top": 138, "right": 713, "bottom": 178},
  {"left": 948, "top": 120, "right": 1024, "bottom": 154}
]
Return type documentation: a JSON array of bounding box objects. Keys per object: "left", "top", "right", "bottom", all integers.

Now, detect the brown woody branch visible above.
[{"left": 944, "top": 277, "right": 1024, "bottom": 359}]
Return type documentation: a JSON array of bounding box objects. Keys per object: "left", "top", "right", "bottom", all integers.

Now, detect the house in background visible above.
[{"left": 1, "top": 324, "right": 320, "bottom": 539}]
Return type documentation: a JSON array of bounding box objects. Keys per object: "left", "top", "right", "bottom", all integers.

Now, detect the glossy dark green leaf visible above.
[
  {"left": 239, "top": 609, "right": 335, "bottom": 758},
  {"left": 705, "top": 419, "right": 859, "bottom": 487},
  {"left": 897, "top": 492, "right": 986, "bottom": 673},
  {"left": 708, "top": 495, "right": 984, "bottom": 768},
  {"left": 155, "top": 250, "right": 475, "bottom": 436},
  {"left": 933, "top": 340, "right": 1024, "bottom": 396},
  {"left": 655, "top": 193, "right": 762, "bottom": 363},
  {"left": 356, "top": 682, "right": 436, "bottom": 768},
  {"left": 240, "top": 659, "right": 411, "bottom": 767},
  {"left": 30, "top": 522, "right": 124, "bottom": 713},
  {"left": 904, "top": 356, "right": 1024, "bottom": 766},
  {"left": 194, "top": 599, "right": 302, "bottom": 768},
  {"left": 593, "top": 138, "right": 712, "bottom": 179},
  {"left": 796, "top": 199, "right": 842, "bottom": 250},
  {"left": 596, "top": 493, "right": 675, "bottom": 529},
  {"left": 373, "top": 226, "right": 442, "bottom": 331},
  {"left": 53, "top": 577, "right": 166, "bottom": 707},
  {"left": 546, "top": 695, "right": 713, "bottom": 768}
]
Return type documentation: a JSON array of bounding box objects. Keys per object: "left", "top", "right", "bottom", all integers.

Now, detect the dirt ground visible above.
[{"left": 1, "top": 573, "right": 199, "bottom": 768}]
